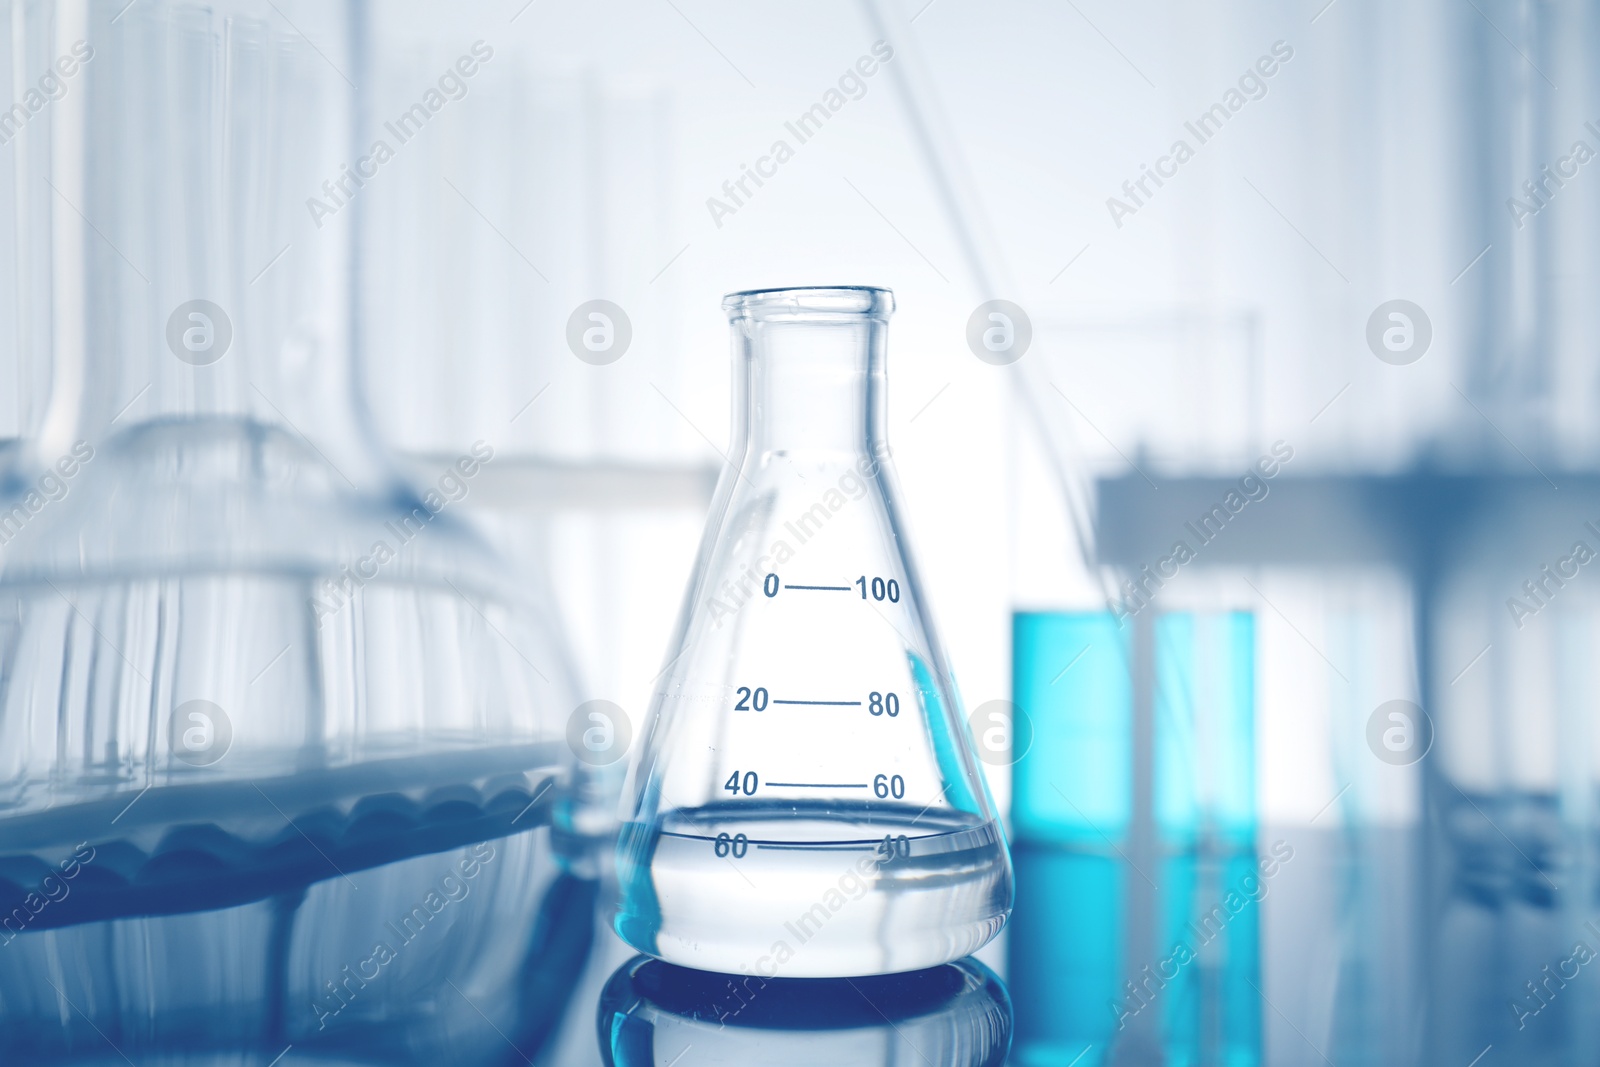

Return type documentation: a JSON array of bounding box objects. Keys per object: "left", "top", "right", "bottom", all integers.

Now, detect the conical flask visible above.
[{"left": 616, "top": 286, "right": 1012, "bottom": 977}]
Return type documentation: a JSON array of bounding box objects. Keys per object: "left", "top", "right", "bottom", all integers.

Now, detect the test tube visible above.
[{"left": 1011, "top": 609, "right": 1260, "bottom": 1063}]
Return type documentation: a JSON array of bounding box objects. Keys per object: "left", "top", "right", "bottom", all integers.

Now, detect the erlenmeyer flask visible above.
[{"left": 616, "top": 286, "right": 1012, "bottom": 977}]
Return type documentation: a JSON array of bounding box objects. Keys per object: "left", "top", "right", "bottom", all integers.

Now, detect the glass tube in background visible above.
[{"left": 352, "top": 8, "right": 705, "bottom": 838}]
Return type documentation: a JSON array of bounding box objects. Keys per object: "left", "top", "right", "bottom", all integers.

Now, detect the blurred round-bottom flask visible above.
[{"left": 0, "top": 2, "right": 583, "bottom": 1060}]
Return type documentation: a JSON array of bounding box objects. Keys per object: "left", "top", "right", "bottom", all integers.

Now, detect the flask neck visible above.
[
  {"left": 21, "top": 2, "right": 380, "bottom": 482},
  {"left": 734, "top": 315, "right": 889, "bottom": 459}
]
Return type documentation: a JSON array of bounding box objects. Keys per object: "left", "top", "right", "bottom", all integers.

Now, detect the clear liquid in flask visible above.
[{"left": 616, "top": 287, "right": 1012, "bottom": 977}]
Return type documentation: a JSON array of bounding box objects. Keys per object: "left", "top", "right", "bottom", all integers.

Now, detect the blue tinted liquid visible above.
[{"left": 0, "top": 756, "right": 569, "bottom": 1062}]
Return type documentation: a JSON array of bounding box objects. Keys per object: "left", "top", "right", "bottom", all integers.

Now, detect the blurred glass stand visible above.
[{"left": 1095, "top": 472, "right": 1600, "bottom": 1065}]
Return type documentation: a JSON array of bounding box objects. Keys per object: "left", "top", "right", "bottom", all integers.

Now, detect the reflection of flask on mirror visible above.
[
  {"left": 598, "top": 955, "right": 1012, "bottom": 1067},
  {"left": 615, "top": 287, "right": 1012, "bottom": 977}
]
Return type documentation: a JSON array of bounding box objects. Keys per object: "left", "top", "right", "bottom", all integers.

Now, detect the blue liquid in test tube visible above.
[
  {"left": 1010, "top": 613, "right": 1129, "bottom": 1066},
  {"left": 1009, "top": 610, "right": 1260, "bottom": 1066}
]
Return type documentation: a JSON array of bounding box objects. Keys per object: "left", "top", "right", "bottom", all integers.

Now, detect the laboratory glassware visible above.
[
  {"left": 0, "top": 1, "right": 581, "bottom": 1059},
  {"left": 1011, "top": 611, "right": 1261, "bottom": 1064},
  {"left": 615, "top": 286, "right": 1012, "bottom": 977},
  {"left": 598, "top": 955, "right": 1012, "bottom": 1067}
]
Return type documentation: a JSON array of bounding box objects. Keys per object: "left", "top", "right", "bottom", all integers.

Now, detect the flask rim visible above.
[{"left": 722, "top": 286, "right": 895, "bottom": 319}]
